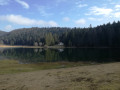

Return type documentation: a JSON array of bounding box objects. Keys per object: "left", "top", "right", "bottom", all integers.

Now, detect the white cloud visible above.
[
  {"left": 0, "top": 0, "right": 10, "bottom": 5},
  {"left": 0, "top": 14, "right": 35, "bottom": 25},
  {"left": 48, "top": 21, "right": 58, "bottom": 27},
  {"left": 75, "top": 19, "right": 86, "bottom": 25},
  {"left": 86, "top": 5, "right": 120, "bottom": 19},
  {"left": 63, "top": 17, "right": 70, "bottom": 22},
  {"left": 0, "top": 0, "right": 29, "bottom": 9},
  {"left": 87, "top": 6, "right": 113, "bottom": 16},
  {"left": 75, "top": 1, "right": 88, "bottom": 8},
  {"left": 4, "top": 25, "right": 13, "bottom": 31},
  {"left": 115, "top": 5, "right": 120, "bottom": 8},
  {"left": 111, "top": 5, "right": 120, "bottom": 18},
  {"left": 77, "top": 4, "right": 88, "bottom": 8},
  {"left": 88, "top": 17, "right": 103, "bottom": 21},
  {"left": 114, "top": 12, "right": 120, "bottom": 18},
  {"left": 0, "top": 14, "right": 58, "bottom": 27},
  {"left": 115, "top": 5, "right": 120, "bottom": 11},
  {"left": 15, "top": 0, "right": 29, "bottom": 9},
  {"left": 88, "top": 17, "right": 96, "bottom": 21}
]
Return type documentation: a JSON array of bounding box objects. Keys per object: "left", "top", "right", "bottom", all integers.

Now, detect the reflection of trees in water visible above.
[
  {"left": 0, "top": 49, "right": 8, "bottom": 60},
  {"left": 0, "top": 48, "right": 120, "bottom": 63},
  {"left": 61, "top": 48, "right": 120, "bottom": 62},
  {"left": 45, "top": 49, "right": 58, "bottom": 62},
  {"left": 0, "top": 48, "right": 63, "bottom": 63},
  {"left": 0, "top": 48, "right": 4, "bottom": 53},
  {"left": 34, "top": 48, "right": 43, "bottom": 53}
]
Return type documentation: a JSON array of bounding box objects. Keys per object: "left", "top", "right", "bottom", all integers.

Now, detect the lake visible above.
[{"left": 0, "top": 48, "right": 120, "bottom": 63}]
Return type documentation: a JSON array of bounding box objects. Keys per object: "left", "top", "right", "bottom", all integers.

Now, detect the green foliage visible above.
[
  {"left": 0, "top": 27, "right": 69, "bottom": 46},
  {"left": 62, "top": 21, "right": 120, "bottom": 47},
  {"left": 45, "top": 33, "right": 55, "bottom": 46}
]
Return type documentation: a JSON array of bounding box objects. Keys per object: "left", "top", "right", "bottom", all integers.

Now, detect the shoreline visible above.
[{"left": 0, "top": 45, "right": 120, "bottom": 48}]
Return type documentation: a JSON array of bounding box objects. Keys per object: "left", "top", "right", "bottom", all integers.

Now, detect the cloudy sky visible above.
[{"left": 0, "top": 0, "right": 120, "bottom": 31}]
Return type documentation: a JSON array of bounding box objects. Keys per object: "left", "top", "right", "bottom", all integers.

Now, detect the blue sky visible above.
[{"left": 0, "top": 0, "right": 120, "bottom": 32}]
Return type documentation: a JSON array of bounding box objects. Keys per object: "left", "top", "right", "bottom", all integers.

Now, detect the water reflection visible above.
[{"left": 0, "top": 48, "right": 120, "bottom": 63}]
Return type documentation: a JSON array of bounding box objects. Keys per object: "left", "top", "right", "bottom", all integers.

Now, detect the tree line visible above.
[{"left": 0, "top": 21, "right": 120, "bottom": 47}]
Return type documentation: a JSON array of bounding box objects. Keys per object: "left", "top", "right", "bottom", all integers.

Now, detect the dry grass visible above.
[{"left": 0, "top": 62, "right": 120, "bottom": 90}]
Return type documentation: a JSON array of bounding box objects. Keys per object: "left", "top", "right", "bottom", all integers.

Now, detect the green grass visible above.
[{"left": 0, "top": 60, "right": 92, "bottom": 74}]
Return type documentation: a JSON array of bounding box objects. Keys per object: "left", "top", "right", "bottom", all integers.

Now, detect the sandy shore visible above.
[
  {"left": 0, "top": 45, "right": 117, "bottom": 48},
  {"left": 0, "top": 62, "right": 120, "bottom": 90},
  {"left": 0, "top": 45, "right": 43, "bottom": 48}
]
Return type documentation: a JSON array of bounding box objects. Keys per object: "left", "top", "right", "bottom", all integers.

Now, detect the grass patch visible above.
[{"left": 0, "top": 60, "right": 92, "bottom": 74}]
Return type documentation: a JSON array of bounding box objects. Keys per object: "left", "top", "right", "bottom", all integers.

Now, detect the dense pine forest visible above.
[
  {"left": 0, "top": 31, "right": 7, "bottom": 36},
  {"left": 0, "top": 21, "right": 120, "bottom": 47}
]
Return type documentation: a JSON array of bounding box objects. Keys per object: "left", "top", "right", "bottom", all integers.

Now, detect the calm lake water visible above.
[{"left": 0, "top": 48, "right": 120, "bottom": 63}]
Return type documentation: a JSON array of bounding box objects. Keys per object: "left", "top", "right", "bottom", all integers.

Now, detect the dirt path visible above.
[{"left": 0, "top": 62, "right": 120, "bottom": 90}]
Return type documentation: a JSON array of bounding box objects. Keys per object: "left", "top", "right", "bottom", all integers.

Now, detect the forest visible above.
[{"left": 0, "top": 21, "right": 120, "bottom": 47}]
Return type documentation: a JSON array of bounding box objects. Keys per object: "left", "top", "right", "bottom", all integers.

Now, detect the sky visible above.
[{"left": 0, "top": 0, "right": 120, "bottom": 32}]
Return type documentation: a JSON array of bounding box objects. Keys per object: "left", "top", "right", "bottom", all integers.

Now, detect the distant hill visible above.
[
  {"left": 0, "top": 30, "right": 7, "bottom": 36},
  {"left": 0, "top": 21, "right": 120, "bottom": 47},
  {"left": 0, "top": 27, "right": 70, "bottom": 46}
]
